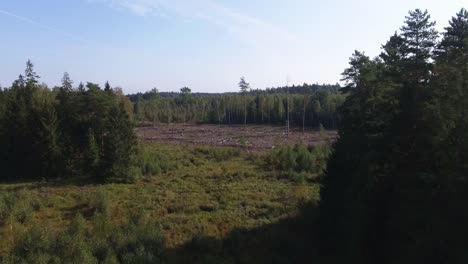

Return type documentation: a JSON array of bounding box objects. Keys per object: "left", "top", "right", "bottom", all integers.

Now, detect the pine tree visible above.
[
  {"left": 147, "top": 88, "right": 160, "bottom": 127},
  {"left": 104, "top": 81, "right": 112, "bottom": 92},
  {"left": 399, "top": 9, "right": 438, "bottom": 108},
  {"left": 24, "top": 60, "right": 40, "bottom": 85},
  {"left": 35, "top": 91, "right": 63, "bottom": 177},
  {"left": 99, "top": 102, "right": 136, "bottom": 182},
  {"left": 180, "top": 87, "right": 191, "bottom": 124},
  {"left": 319, "top": 9, "right": 468, "bottom": 263},
  {"left": 61, "top": 72, "right": 73, "bottom": 91},
  {"left": 380, "top": 32, "right": 407, "bottom": 78},
  {"left": 423, "top": 10, "right": 468, "bottom": 260},
  {"left": 239, "top": 77, "right": 250, "bottom": 126},
  {"left": 395, "top": 9, "right": 438, "bottom": 172},
  {"left": 78, "top": 82, "right": 85, "bottom": 92},
  {"left": 401, "top": 9, "right": 438, "bottom": 73},
  {"left": 302, "top": 84, "right": 309, "bottom": 133},
  {"left": 85, "top": 128, "right": 100, "bottom": 175}
]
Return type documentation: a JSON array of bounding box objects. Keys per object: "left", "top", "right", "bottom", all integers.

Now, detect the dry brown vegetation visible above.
[{"left": 136, "top": 124, "right": 337, "bottom": 151}]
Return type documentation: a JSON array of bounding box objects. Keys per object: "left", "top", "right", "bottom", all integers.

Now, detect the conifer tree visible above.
[
  {"left": 104, "top": 81, "right": 112, "bottom": 92},
  {"left": 239, "top": 77, "right": 250, "bottom": 126},
  {"left": 61, "top": 72, "right": 73, "bottom": 91},
  {"left": 24, "top": 60, "right": 40, "bottom": 85}
]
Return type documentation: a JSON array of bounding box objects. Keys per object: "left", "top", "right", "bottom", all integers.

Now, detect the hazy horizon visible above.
[{"left": 1, "top": 0, "right": 465, "bottom": 93}]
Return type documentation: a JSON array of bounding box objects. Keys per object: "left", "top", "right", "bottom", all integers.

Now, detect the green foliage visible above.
[
  {"left": 0, "top": 190, "right": 36, "bottom": 225},
  {"left": 4, "top": 191, "right": 165, "bottom": 264},
  {"left": 134, "top": 144, "right": 180, "bottom": 176},
  {"left": 0, "top": 143, "right": 322, "bottom": 263},
  {"left": 134, "top": 144, "right": 241, "bottom": 179},
  {"left": 0, "top": 64, "right": 137, "bottom": 183},
  {"left": 319, "top": 8, "right": 468, "bottom": 263},
  {"left": 130, "top": 84, "right": 344, "bottom": 129},
  {"left": 4, "top": 214, "right": 165, "bottom": 264},
  {"left": 90, "top": 188, "right": 110, "bottom": 217},
  {"left": 193, "top": 146, "right": 241, "bottom": 162},
  {"left": 266, "top": 143, "right": 331, "bottom": 181}
]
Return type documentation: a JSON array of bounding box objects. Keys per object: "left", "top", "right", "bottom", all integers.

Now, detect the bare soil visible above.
[{"left": 136, "top": 124, "right": 337, "bottom": 151}]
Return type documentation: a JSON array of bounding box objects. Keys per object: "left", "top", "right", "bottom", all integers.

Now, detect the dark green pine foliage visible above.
[
  {"left": 385, "top": 10, "right": 440, "bottom": 264},
  {"left": 0, "top": 79, "right": 33, "bottom": 180},
  {"left": 77, "top": 82, "right": 85, "bottom": 92},
  {"left": 24, "top": 59, "right": 40, "bottom": 84},
  {"left": 423, "top": 8, "right": 468, "bottom": 263},
  {"left": 0, "top": 61, "right": 62, "bottom": 180},
  {"left": 77, "top": 82, "right": 136, "bottom": 182},
  {"left": 319, "top": 51, "right": 400, "bottom": 263},
  {"left": 0, "top": 88, "right": 5, "bottom": 118},
  {"left": 55, "top": 72, "right": 76, "bottom": 171},
  {"left": 104, "top": 81, "right": 112, "bottom": 92},
  {"left": 33, "top": 90, "right": 63, "bottom": 178},
  {"left": 98, "top": 101, "right": 136, "bottom": 182},
  {"left": 319, "top": 9, "right": 468, "bottom": 264},
  {"left": 0, "top": 62, "right": 137, "bottom": 183}
]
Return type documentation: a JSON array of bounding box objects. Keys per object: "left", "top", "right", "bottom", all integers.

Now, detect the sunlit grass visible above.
[{"left": 0, "top": 143, "right": 320, "bottom": 260}]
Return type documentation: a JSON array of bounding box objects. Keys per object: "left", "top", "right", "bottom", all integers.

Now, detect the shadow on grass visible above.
[
  {"left": 164, "top": 202, "right": 320, "bottom": 264},
  {"left": 0, "top": 176, "right": 108, "bottom": 191}
]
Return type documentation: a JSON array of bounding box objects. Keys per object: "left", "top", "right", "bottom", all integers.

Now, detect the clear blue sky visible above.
[{"left": 0, "top": 0, "right": 465, "bottom": 93}]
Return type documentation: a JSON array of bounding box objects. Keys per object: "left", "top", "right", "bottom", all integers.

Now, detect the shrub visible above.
[
  {"left": 126, "top": 166, "right": 142, "bottom": 183},
  {"left": 90, "top": 188, "right": 110, "bottom": 217},
  {"left": 136, "top": 145, "right": 178, "bottom": 177},
  {"left": 266, "top": 143, "right": 331, "bottom": 180},
  {"left": 193, "top": 146, "right": 241, "bottom": 162},
  {"left": 5, "top": 225, "right": 59, "bottom": 264},
  {"left": 0, "top": 190, "right": 36, "bottom": 225},
  {"left": 6, "top": 204, "right": 165, "bottom": 264},
  {"left": 267, "top": 146, "right": 297, "bottom": 172}
]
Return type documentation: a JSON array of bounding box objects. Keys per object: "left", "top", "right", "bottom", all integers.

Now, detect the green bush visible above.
[
  {"left": 90, "top": 188, "right": 110, "bottom": 217},
  {"left": 0, "top": 64, "right": 137, "bottom": 183},
  {"left": 193, "top": 146, "right": 241, "bottom": 162},
  {"left": 5, "top": 193, "right": 165, "bottom": 264},
  {"left": 126, "top": 166, "right": 142, "bottom": 183},
  {"left": 135, "top": 145, "right": 179, "bottom": 177},
  {"left": 266, "top": 143, "right": 331, "bottom": 180},
  {"left": 134, "top": 144, "right": 241, "bottom": 179},
  {"left": 0, "top": 190, "right": 36, "bottom": 225}
]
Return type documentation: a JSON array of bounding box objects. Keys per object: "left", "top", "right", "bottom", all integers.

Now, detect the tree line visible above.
[
  {"left": 0, "top": 61, "right": 343, "bottom": 183},
  {"left": 129, "top": 82, "right": 345, "bottom": 129},
  {"left": 319, "top": 8, "right": 468, "bottom": 263},
  {"left": 0, "top": 62, "right": 136, "bottom": 182}
]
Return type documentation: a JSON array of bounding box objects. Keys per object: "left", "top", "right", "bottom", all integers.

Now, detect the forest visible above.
[
  {"left": 129, "top": 82, "right": 344, "bottom": 129},
  {"left": 0, "top": 7, "right": 466, "bottom": 264}
]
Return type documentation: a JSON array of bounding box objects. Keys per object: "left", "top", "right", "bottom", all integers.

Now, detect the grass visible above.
[{"left": 0, "top": 143, "right": 322, "bottom": 262}]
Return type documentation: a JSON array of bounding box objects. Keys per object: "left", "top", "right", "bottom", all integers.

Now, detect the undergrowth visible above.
[{"left": 0, "top": 142, "right": 326, "bottom": 263}]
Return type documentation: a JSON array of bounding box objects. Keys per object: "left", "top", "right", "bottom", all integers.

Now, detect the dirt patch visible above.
[{"left": 136, "top": 124, "right": 337, "bottom": 151}]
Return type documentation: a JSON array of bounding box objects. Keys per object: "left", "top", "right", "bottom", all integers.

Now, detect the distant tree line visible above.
[
  {"left": 129, "top": 83, "right": 345, "bottom": 129},
  {"left": 319, "top": 8, "right": 468, "bottom": 263},
  {"left": 0, "top": 62, "right": 136, "bottom": 182}
]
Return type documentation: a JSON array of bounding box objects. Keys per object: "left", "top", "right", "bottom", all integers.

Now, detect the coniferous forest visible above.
[
  {"left": 0, "top": 7, "right": 467, "bottom": 264},
  {"left": 0, "top": 64, "right": 136, "bottom": 183},
  {"left": 320, "top": 8, "right": 468, "bottom": 263},
  {"left": 128, "top": 83, "right": 344, "bottom": 129}
]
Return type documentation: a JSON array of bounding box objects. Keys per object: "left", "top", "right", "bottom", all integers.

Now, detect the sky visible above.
[{"left": 0, "top": 0, "right": 465, "bottom": 93}]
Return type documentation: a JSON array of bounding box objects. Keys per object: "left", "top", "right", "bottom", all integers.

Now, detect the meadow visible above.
[{"left": 0, "top": 133, "right": 329, "bottom": 263}]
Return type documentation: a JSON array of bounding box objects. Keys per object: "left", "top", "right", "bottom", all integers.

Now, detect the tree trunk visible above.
[
  {"left": 303, "top": 92, "right": 307, "bottom": 134},
  {"left": 244, "top": 97, "right": 247, "bottom": 126}
]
